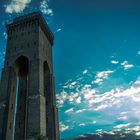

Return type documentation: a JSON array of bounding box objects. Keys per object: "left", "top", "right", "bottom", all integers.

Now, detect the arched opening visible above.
[
  {"left": 13, "top": 56, "right": 29, "bottom": 140},
  {"left": 14, "top": 56, "right": 29, "bottom": 76},
  {"left": 43, "top": 61, "right": 50, "bottom": 137}
]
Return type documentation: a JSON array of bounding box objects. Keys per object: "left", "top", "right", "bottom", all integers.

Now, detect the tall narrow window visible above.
[
  {"left": 19, "top": 122, "right": 20, "bottom": 128},
  {"left": 11, "top": 104, "right": 13, "bottom": 109},
  {"left": 9, "top": 122, "right": 12, "bottom": 129}
]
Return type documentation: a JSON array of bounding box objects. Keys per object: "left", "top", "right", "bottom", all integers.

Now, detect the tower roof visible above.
[{"left": 6, "top": 12, "right": 54, "bottom": 45}]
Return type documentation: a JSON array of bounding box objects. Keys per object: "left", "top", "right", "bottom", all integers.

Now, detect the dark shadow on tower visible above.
[{"left": 0, "top": 12, "right": 60, "bottom": 140}]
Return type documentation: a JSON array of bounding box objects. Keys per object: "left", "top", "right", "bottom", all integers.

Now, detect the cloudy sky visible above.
[{"left": 1, "top": 0, "right": 140, "bottom": 139}]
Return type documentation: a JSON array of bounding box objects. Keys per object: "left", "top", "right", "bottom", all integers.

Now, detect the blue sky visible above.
[{"left": 1, "top": 0, "right": 140, "bottom": 139}]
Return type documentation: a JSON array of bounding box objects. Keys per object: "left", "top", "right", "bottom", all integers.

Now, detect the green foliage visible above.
[{"left": 31, "top": 130, "right": 47, "bottom": 140}]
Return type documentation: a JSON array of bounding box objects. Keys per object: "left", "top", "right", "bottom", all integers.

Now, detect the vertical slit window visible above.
[{"left": 9, "top": 122, "right": 12, "bottom": 129}]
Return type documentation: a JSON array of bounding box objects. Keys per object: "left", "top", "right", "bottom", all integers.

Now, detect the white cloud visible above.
[
  {"left": 136, "top": 131, "right": 140, "bottom": 136},
  {"left": 121, "top": 61, "right": 134, "bottom": 70},
  {"left": 126, "top": 126, "right": 140, "bottom": 132},
  {"left": 94, "top": 104, "right": 109, "bottom": 111},
  {"left": 40, "top": 0, "right": 53, "bottom": 16},
  {"left": 75, "top": 109, "right": 86, "bottom": 114},
  {"left": 92, "top": 70, "right": 114, "bottom": 85},
  {"left": 120, "top": 112, "right": 128, "bottom": 115},
  {"left": 96, "top": 70, "right": 114, "bottom": 79},
  {"left": 79, "top": 123, "right": 86, "bottom": 126},
  {"left": 111, "top": 60, "right": 119, "bottom": 64},
  {"left": 78, "top": 135, "right": 87, "bottom": 138},
  {"left": 0, "top": 51, "right": 5, "bottom": 56},
  {"left": 71, "top": 81, "right": 77, "bottom": 86},
  {"left": 3, "top": 32, "right": 7, "bottom": 40},
  {"left": 113, "top": 123, "right": 131, "bottom": 129},
  {"left": 63, "top": 81, "right": 77, "bottom": 89},
  {"left": 57, "top": 68, "right": 140, "bottom": 132},
  {"left": 76, "top": 97, "right": 81, "bottom": 104},
  {"left": 59, "top": 123, "right": 70, "bottom": 132},
  {"left": 56, "top": 91, "right": 68, "bottom": 107},
  {"left": 57, "top": 90, "right": 81, "bottom": 108},
  {"left": 5, "top": 0, "right": 31, "bottom": 13},
  {"left": 92, "top": 121, "right": 97, "bottom": 124},
  {"left": 96, "top": 129, "right": 103, "bottom": 132},
  {"left": 77, "top": 128, "right": 140, "bottom": 139},
  {"left": 92, "top": 78, "right": 103, "bottom": 85},
  {"left": 57, "top": 67, "right": 140, "bottom": 112},
  {"left": 137, "top": 51, "right": 140, "bottom": 56},
  {"left": 65, "top": 108, "right": 74, "bottom": 114},
  {"left": 56, "top": 28, "right": 62, "bottom": 32},
  {"left": 81, "top": 86, "right": 96, "bottom": 100},
  {"left": 87, "top": 77, "right": 140, "bottom": 122},
  {"left": 83, "top": 69, "right": 88, "bottom": 74},
  {"left": 68, "top": 92, "right": 79, "bottom": 103},
  {"left": 0, "top": 51, "right": 5, "bottom": 64},
  {"left": 118, "top": 116, "right": 128, "bottom": 121}
]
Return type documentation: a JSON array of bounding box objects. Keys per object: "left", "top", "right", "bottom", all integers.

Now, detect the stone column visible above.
[
  {"left": 27, "top": 59, "right": 46, "bottom": 139},
  {"left": 0, "top": 67, "right": 17, "bottom": 140},
  {"left": 45, "top": 74, "right": 59, "bottom": 140}
]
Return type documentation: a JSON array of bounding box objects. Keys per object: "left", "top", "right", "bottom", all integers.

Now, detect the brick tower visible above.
[{"left": 0, "top": 12, "right": 59, "bottom": 140}]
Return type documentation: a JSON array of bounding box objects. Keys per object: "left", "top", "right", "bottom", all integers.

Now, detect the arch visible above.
[
  {"left": 12, "top": 55, "right": 29, "bottom": 139},
  {"left": 14, "top": 55, "right": 29, "bottom": 76}
]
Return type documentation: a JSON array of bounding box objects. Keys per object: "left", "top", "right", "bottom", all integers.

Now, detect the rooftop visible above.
[{"left": 6, "top": 12, "right": 54, "bottom": 45}]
